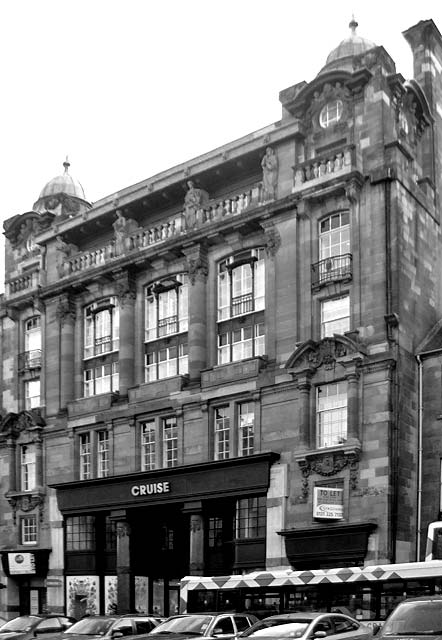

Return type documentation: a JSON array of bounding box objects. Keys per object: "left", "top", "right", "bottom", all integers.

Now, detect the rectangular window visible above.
[
  {"left": 25, "top": 316, "right": 41, "bottom": 352},
  {"left": 145, "top": 275, "right": 188, "bottom": 341},
  {"left": 321, "top": 296, "right": 350, "bottom": 338},
  {"left": 217, "top": 322, "right": 265, "bottom": 365},
  {"left": 316, "top": 382, "right": 348, "bottom": 448},
  {"left": 235, "top": 496, "right": 266, "bottom": 539},
  {"left": 21, "top": 515, "right": 37, "bottom": 545},
  {"left": 97, "top": 430, "right": 109, "bottom": 478},
  {"left": 79, "top": 433, "right": 91, "bottom": 480},
  {"left": 208, "top": 517, "right": 224, "bottom": 548},
  {"left": 84, "top": 361, "right": 119, "bottom": 397},
  {"left": 141, "top": 420, "right": 156, "bottom": 471},
  {"left": 238, "top": 403, "right": 254, "bottom": 457},
  {"left": 21, "top": 445, "right": 36, "bottom": 492},
  {"left": 145, "top": 342, "right": 188, "bottom": 382},
  {"left": 162, "top": 417, "right": 178, "bottom": 468},
  {"left": 25, "top": 379, "right": 41, "bottom": 410},
  {"left": 105, "top": 516, "right": 117, "bottom": 551},
  {"left": 65, "top": 515, "right": 96, "bottom": 551},
  {"left": 217, "top": 249, "right": 265, "bottom": 322},
  {"left": 214, "top": 407, "right": 230, "bottom": 460},
  {"left": 84, "top": 298, "right": 119, "bottom": 359}
]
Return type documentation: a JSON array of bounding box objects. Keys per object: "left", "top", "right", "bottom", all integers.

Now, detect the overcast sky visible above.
[{"left": 1, "top": 0, "right": 442, "bottom": 290}]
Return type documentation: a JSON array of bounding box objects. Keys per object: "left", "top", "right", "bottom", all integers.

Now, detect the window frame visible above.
[
  {"left": 211, "top": 400, "right": 256, "bottom": 461},
  {"left": 84, "top": 297, "right": 120, "bottom": 360},
  {"left": 21, "top": 514, "right": 38, "bottom": 545},
  {"left": 316, "top": 381, "right": 348, "bottom": 449},
  {"left": 24, "top": 378, "right": 41, "bottom": 410},
  {"left": 235, "top": 496, "right": 267, "bottom": 540},
  {"left": 320, "top": 295, "right": 350, "bottom": 338},
  {"left": 319, "top": 211, "right": 350, "bottom": 261},
  {"left": 145, "top": 274, "right": 189, "bottom": 342},
  {"left": 138, "top": 415, "right": 180, "bottom": 471},
  {"left": 65, "top": 515, "right": 96, "bottom": 551},
  {"left": 20, "top": 444, "right": 36, "bottom": 492},
  {"left": 78, "top": 429, "right": 111, "bottom": 480},
  {"left": 319, "top": 100, "right": 343, "bottom": 128}
]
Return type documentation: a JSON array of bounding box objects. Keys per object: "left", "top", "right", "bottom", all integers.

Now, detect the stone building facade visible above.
[{"left": 1, "top": 17, "right": 442, "bottom": 619}]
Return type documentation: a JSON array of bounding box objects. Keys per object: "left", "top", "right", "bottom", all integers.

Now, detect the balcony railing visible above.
[
  {"left": 7, "top": 270, "right": 42, "bottom": 298},
  {"left": 18, "top": 350, "right": 42, "bottom": 371},
  {"left": 311, "top": 254, "right": 352, "bottom": 289},
  {"left": 293, "top": 146, "right": 354, "bottom": 191}
]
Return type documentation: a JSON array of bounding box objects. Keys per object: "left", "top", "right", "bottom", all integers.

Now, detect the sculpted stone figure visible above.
[
  {"left": 184, "top": 180, "right": 209, "bottom": 229},
  {"left": 261, "top": 146, "right": 278, "bottom": 202},
  {"left": 55, "top": 235, "right": 78, "bottom": 277},
  {"left": 113, "top": 210, "right": 139, "bottom": 255}
]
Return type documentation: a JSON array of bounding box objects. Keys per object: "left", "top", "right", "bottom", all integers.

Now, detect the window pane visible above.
[
  {"left": 21, "top": 445, "right": 36, "bottom": 492},
  {"left": 22, "top": 516, "right": 37, "bottom": 544},
  {"left": 238, "top": 403, "right": 254, "bottom": 456},
  {"left": 317, "top": 382, "right": 348, "bottom": 448},
  {"left": 236, "top": 496, "right": 266, "bottom": 539},
  {"left": 141, "top": 421, "right": 156, "bottom": 471},
  {"left": 79, "top": 433, "right": 91, "bottom": 480},
  {"left": 215, "top": 407, "right": 230, "bottom": 460},
  {"left": 163, "top": 417, "right": 178, "bottom": 468},
  {"left": 321, "top": 296, "right": 350, "bottom": 338},
  {"left": 66, "top": 515, "right": 95, "bottom": 551},
  {"left": 97, "top": 430, "right": 109, "bottom": 478},
  {"left": 25, "top": 379, "right": 40, "bottom": 409}
]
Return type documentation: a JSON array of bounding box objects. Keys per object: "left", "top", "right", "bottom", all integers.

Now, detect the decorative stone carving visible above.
[
  {"left": 261, "top": 147, "right": 278, "bottom": 202},
  {"left": 55, "top": 235, "right": 78, "bottom": 278},
  {"left": 114, "top": 271, "right": 137, "bottom": 307},
  {"left": 187, "top": 257, "right": 208, "bottom": 285},
  {"left": 286, "top": 335, "right": 367, "bottom": 375},
  {"left": 345, "top": 179, "right": 361, "bottom": 204},
  {"left": 183, "top": 181, "right": 209, "bottom": 230},
  {"left": 113, "top": 210, "right": 139, "bottom": 256},
  {"left": 6, "top": 493, "right": 45, "bottom": 523},
  {"left": 296, "top": 448, "right": 361, "bottom": 500}
]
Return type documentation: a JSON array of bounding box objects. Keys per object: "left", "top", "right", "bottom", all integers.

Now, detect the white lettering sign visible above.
[
  {"left": 131, "top": 481, "right": 171, "bottom": 497},
  {"left": 8, "top": 552, "right": 36, "bottom": 575}
]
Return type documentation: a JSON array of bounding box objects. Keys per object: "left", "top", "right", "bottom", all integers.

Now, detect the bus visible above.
[{"left": 180, "top": 560, "right": 442, "bottom": 622}]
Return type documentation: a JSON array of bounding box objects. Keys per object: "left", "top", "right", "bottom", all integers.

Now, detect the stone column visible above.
[
  {"left": 7, "top": 437, "right": 17, "bottom": 492},
  {"left": 115, "top": 271, "right": 136, "bottom": 397},
  {"left": 346, "top": 369, "right": 360, "bottom": 442},
  {"left": 183, "top": 245, "right": 208, "bottom": 381},
  {"left": 32, "top": 427, "right": 44, "bottom": 488},
  {"left": 183, "top": 501, "right": 204, "bottom": 575},
  {"left": 297, "top": 373, "right": 312, "bottom": 450},
  {"left": 57, "top": 294, "right": 76, "bottom": 409},
  {"left": 74, "top": 298, "right": 84, "bottom": 400},
  {"left": 114, "top": 515, "right": 132, "bottom": 614}
]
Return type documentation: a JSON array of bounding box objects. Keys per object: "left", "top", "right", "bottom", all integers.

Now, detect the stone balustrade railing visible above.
[
  {"left": 293, "top": 146, "right": 354, "bottom": 190},
  {"left": 7, "top": 270, "right": 41, "bottom": 297}
]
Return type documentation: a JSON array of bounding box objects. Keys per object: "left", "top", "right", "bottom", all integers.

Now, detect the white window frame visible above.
[
  {"left": 162, "top": 417, "right": 178, "bottom": 468},
  {"left": 21, "top": 515, "right": 38, "bottom": 545},
  {"left": 316, "top": 382, "right": 348, "bottom": 449},
  {"left": 217, "top": 249, "right": 265, "bottom": 322},
  {"left": 321, "top": 295, "right": 350, "bottom": 338},
  {"left": 238, "top": 402, "right": 254, "bottom": 457},
  {"left": 319, "top": 211, "right": 350, "bottom": 261},
  {"left": 25, "top": 379, "right": 41, "bottom": 409},
  {"left": 319, "top": 100, "right": 343, "bottom": 128},
  {"left": 214, "top": 407, "right": 230, "bottom": 460},
  {"left": 145, "top": 343, "right": 188, "bottom": 382},
  {"left": 84, "top": 297, "right": 119, "bottom": 359},
  {"left": 25, "top": 316, "right": 41, "bottom": 352},
  {"left": 141, "top": 420, "right": 156, "bottom": 471},
  {"left": 79, "top": 433, "right": 91, "bottom": 480},
  {"left": 20, "top": 445, "right": 36, "bottom": 492},
  {"left": 97, "top": 430, "right": 109, "bottom": 478},
  {"left": 84, "top": 362, "right": 119, "bottom": 397},
  {"left": 145, "top": 275, "right": 188, "bottom": 342}
]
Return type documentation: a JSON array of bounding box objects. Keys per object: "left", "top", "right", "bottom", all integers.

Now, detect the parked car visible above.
[
  {"left": 133, "top": 613, "right": 259, "bottom": 640},
  {"left": 0, "top": 621, "right": 7, "bottom": 631},
  {"left": 0, "top": 615, "right": 76, "bottom": 640},
  {"left": 60, "top": 615, "right": 163, "bottom": 640},
  {"left": 377, "top": 595, "right": 442, "bottom": 639},
  {"left": 238, "top": 612, "right": 372, "bottom": 640}
]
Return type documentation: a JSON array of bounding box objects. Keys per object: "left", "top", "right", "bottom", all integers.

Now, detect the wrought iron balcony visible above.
[
  {"left": 18, "top": 350, "right": 42, "bottom": 371},
  {"left": 311, "top": 254, "right": 352, "bottom": 289}
]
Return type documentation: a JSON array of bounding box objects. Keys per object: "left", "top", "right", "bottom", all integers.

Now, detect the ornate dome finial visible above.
[
  {"left": 63, "top": 156, "right": 70, "bottom": 174},
  {"left": 349, "top": 16, "right": 358, "bottom": 36}
]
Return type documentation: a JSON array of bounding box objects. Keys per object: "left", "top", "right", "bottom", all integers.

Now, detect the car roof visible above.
[{"left": 262, "top": 613, "right": 334, "bottom": 621}]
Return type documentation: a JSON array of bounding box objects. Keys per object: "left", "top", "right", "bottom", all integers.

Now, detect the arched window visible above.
[{"left": 319, "top": 100, "right": 343, "bottom": 128}]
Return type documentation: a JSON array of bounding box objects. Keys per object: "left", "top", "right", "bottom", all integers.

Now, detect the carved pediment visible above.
[
  {"left": 0, "top": 410, "right": 45, "bottom": 438},
  {"left": 285, "top": 334, "right": 367, "bottom": 374}
]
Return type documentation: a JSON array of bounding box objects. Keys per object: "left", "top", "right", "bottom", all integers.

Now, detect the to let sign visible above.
[{"left": 313, "top": 486, "right": 344, "bottom": 519}]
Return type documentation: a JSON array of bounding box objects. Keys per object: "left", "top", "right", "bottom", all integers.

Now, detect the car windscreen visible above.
[
  {"left": 0, "top": 617, "right": 42, "bottom": 632},
  {"left": 150, "top": 617, "right": 214, "bottom": 635},
  {"left": 242, "top": 621, "right": 311, "bottom": 638},
  {"left": 382, "top": 601, "right": 442, "bottom": 636},
  {"left": 63, "top": 619, "right": 115, "bottom": 635}
]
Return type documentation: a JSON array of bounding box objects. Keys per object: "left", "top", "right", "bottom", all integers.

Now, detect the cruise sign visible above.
[
  {"left": 130, "top": 481, "right": 171, "bottom": 497},
  {"left": 313, "top": 486, "right": 344, "bottom": 519}
]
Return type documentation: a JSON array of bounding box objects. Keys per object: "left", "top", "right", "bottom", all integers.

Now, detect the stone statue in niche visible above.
[
  {"left": 261, "top": 146, "right": 278, "bottom": 202},
  {"left": 183, "top": 180, "right": 209, "bottom": 229},
  {"left": 113, "top": 210, "right": 139, "bottom": 255},
  {"left": 55, "top": 235, "right": 78, "bottom": 277}
]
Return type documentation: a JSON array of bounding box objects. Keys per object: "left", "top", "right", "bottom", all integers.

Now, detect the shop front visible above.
[
  {"left": 1, "top": 550, "right": 51, "bottom": 614},
  {"left": 52, "top": 452, "right": 278, "bottom": 616}
]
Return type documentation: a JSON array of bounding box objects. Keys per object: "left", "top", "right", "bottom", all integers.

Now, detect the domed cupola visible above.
[
  {"left": 318, "top": 18, "right": 377, "bottom": 75},
  {"left": 33, "top": 158, "right": 91, "bottom": 218}
]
